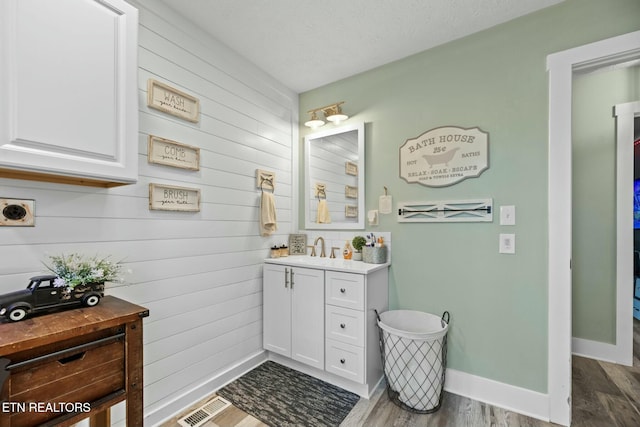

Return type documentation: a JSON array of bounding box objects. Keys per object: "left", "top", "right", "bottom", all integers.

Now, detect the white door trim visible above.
[
  {"left": 547, "top": 30, "right": 640, "bottom": 427},
  {"left": 615, "top": 100, "right": 640, "bottom": 366}
]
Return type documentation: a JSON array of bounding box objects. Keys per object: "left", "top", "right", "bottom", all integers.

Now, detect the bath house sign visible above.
[{"left": 399, "top": 126, "right": 489, "bottom": 187}]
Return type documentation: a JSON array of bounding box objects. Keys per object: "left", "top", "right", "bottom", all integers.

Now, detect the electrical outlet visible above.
[
  {"left": 1, "top": 198, "right": 35, "bottom": 226},
  {"left": 499, "top": 233, "right": 515, "bottom": 254}
]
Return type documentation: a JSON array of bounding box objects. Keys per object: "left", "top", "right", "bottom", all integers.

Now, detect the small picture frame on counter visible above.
[{"left": 288, "top": 234, "right": 307, "bottom": 255}]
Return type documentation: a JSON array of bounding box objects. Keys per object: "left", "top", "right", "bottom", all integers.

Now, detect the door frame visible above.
[
  {"left": 547, "top": 30, "right": 640, "bottom": 426},
  {"left": 615, "top": 100, "right": 640, "bottom": 366}
]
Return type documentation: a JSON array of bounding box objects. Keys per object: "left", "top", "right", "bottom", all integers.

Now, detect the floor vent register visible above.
[{"left": 178, "top": 396, "right": 232, "bottom": 427}]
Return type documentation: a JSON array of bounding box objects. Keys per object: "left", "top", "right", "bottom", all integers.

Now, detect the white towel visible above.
[
  {"left": 317, "top": 199, "right": 331, "bottom": 224},
  {"left": 260, "top": 191, "right": 277, "bottom": 236}
]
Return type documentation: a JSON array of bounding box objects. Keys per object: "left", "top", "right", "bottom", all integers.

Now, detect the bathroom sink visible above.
[
  {"left": 265, "top": 255, "right": 389, "bottom": 273},
  {"left": 287, "top": 257, "right": 341, "bottom": 266}
]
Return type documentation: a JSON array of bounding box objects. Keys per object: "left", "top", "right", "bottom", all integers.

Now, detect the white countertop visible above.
[{"left": 265, "top": 256, "right": 390, "bottom": 274}]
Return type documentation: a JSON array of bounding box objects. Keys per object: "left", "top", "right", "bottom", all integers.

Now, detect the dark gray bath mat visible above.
[{"left": 217, "top": 361, "right": 360, "bottom": 426}]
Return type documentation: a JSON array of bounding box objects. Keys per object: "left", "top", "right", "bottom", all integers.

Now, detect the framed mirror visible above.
[{"left": 304, "top": 122, "right": 365, "bottom": 229}]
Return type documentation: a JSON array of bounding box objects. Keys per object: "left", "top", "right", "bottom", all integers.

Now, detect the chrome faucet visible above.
[{"left": 314, "top": 236, "right": 326, "bottom": 258}]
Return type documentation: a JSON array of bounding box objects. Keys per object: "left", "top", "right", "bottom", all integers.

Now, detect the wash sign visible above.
[{"left": 399, "top": 126, "right": 489, "bottom": 187}]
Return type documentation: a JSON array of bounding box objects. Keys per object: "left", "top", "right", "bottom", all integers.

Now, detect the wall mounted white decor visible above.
[
  {"left": 368, "top": 209, "right": 379, "bottom": 226},
  {"left": 148, "top": 135, "right": 200, "bottom": 170},
  {"left": 399, "top": 126, "right": 489, "bottom": 187},
  {"left": 379, "top": 187, "right": 392, "bottom": 214},
  {"left": 149, "top": 183, "right": 201, "bottom": 212},
  {"left": 398, "top": 199, "right": 493, "bottom": 222},
  {"left": 147, "top": 79, "right": 200, "bottom": 122}
]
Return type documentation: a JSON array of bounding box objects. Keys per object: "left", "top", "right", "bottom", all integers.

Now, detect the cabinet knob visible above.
[
  {"left": 340, "top": 323, "right": 346, "bottom": 329},
  {"left": 340, "top": 288, "right": 346, "bottom": 293},
  {"left": 340, "top": 358, "right": 346, "bottom": 364}
]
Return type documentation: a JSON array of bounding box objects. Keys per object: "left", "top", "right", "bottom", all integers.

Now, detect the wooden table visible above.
[{"left": 0, "top": 296, "right": 149, "bottom": 427}]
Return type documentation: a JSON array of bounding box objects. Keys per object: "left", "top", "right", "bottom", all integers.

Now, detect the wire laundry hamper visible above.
[{"left": 376, "top": 309, "right": 450, "bottom": 413}]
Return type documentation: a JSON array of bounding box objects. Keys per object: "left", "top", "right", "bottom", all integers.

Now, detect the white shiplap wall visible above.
[{"left": 0, "top": 1, "right": 298, "bottom": 425}]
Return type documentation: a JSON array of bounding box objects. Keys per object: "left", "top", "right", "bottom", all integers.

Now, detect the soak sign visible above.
[{"left": 399, "top": 126, "right": 489, "bottom": 187}]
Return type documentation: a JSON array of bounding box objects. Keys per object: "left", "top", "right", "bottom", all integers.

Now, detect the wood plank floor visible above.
[{"left": 163, "top": 319, "right": 640, "bottom": 426}]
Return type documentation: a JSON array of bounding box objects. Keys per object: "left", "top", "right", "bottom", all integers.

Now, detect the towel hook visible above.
[
  {"left": 260, "top": 176, "right": 274, "bottom": 192},
  {"left": 315, "top": 183, "right": 327, "bottom": 200},
  {"left": 256, "top": 169, "right": 275, "bottom": 192},
  {"left": 317, "top": 188, "right": 326, "bottom": 200}
]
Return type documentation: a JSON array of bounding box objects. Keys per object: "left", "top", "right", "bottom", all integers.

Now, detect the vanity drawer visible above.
[
  {"left": 325, "top": 339, "right": 364, "bottom": 383},
  {"left": 326, "top": 305, "right": 364, "bottom": 347},
  {"left": 326, "top": 271, "right": 364, "bottom": 310}
]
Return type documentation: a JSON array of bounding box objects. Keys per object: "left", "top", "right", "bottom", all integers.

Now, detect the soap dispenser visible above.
[{"left": 343, "top": 240, "right": 353, "bottom": 260}]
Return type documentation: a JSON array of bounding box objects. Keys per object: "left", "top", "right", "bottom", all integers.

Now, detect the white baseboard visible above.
[
  {"left": 444, "top": 368, "right": 550, "bottom": 422},
  {"left": 145, "top": 351, "right": 550, "bottom": 425},
  {"left": 146, "top": 350, "right": 267, "bottom": 426},
  {"left": 572, "top": 336, "right": 628, "bottom": 365}
]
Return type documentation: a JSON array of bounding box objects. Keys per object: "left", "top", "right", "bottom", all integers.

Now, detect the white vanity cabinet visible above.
[
  {"left": 325, "top": 271, "right": 368, "bottom": 383},
  {"left": 263, "top": 258, "right": 389, "bottom": 398},
  {"left": 324, "top": 269, "right": 388, "bottom": 395},
  {"left": 0, "top": 0, "right": 139, "bottom": 186},
  {"left": 263, "top": 263, "right": 325, "bottom": 370}
]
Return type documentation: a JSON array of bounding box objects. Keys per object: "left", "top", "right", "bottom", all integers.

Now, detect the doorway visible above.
[
  {"left": 547, "top": 30, "right": 640, "bottom": 426},
  {"left": 614, "top": 101, "right": 640, "bottom": 367}
]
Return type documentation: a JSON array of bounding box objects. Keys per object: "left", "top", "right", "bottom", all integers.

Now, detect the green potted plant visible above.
[{"left": 352, "top": 236, "right": 367, "bottom": 261}]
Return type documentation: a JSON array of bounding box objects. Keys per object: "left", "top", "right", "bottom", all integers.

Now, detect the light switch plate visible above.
[
  {"left": 500, "top": 205, "right": 516, "bottom": 225},
  {"left": 1, "top": 198, "right": 35, "bottom": 226},
  {"left": 499, "top": 233, "right": 515, "bottom": 254}
]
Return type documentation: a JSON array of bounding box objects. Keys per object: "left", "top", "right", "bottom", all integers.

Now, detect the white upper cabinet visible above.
[{"left": 0, "top": 0, "right": 138, "bottom": 186}]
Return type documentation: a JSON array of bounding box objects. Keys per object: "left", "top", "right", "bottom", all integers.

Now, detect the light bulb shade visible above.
[
  {"left": 326, "top": 113, "right": 348, "bottom": 123},
  {"left": 325, "top": 104, "right": 348, "bottom": 124},
  {"left": 305, "top": 111, "right": 325, "bottom": 128},
  {"left": 305, "top": 118, "right": 325, "bottom": 128}
]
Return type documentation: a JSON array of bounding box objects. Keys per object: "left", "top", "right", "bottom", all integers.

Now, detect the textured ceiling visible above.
[{"left": 159, "top": 0, "right": 564, "bottom": 93}]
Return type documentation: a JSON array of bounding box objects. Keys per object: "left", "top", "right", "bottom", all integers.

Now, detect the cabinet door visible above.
[
  {"left": 291, "top": 267, "right": 325, "bottom": 369},
  {"left": 0, "top": 0, "right": 138, "bottom": 184},
  {"left": 263, "top": 264, "right": 292, "bottom": 357}
]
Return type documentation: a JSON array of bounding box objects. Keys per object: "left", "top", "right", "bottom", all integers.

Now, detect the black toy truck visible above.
[{"left": 0, "top": 275, "right": 105, "bottom": 322}]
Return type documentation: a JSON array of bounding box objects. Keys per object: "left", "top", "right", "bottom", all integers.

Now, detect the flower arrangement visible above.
[{"left": 45, "top": 253, "right": 123, "bottom": 289}]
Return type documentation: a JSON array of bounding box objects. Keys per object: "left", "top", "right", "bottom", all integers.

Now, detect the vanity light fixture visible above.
[
  {"left": 304, "top": 110, "right": 325, "bottom": 129},
  {"left": 304, "top": 102, "right": 349, "bottom": 128},
  {"left": 325, "top": 102, "right": 348, "bottom": 124}
]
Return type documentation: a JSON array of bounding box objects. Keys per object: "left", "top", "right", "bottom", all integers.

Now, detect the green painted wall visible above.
[
  {"left": 299, "top": 0, "right": 640, "bottom": 393},
  {"left": 572, "top": 66, "right": 640, "bottom": 343}
]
